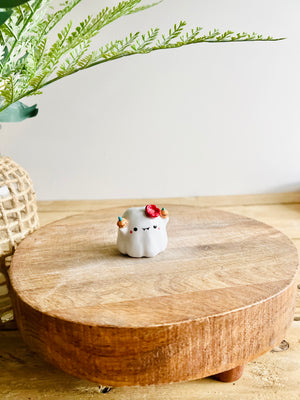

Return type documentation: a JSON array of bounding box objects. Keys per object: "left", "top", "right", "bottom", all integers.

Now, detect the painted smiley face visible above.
[{"left": 117, "top": 206, "right": 169, "bottom": 258}]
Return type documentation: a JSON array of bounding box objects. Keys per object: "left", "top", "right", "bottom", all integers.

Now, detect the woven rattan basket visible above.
[{"left": 0, "top": 156, "right": 39, "bottom": 328}]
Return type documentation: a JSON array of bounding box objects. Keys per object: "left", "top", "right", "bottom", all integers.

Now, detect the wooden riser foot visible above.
[{"left": 211, "top": 365, "right": 244, "bottom": 382}]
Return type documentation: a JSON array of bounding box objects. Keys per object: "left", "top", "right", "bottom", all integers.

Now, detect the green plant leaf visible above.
[
  {"left": 0, "top": 0, "right": 284, "bottom": 117},
  {"left": 0, "top": 9, "right": 13, "bottom": 26},
  {"left": 131, "top": 0, "right": 162, "bottom": 14},
  {"left": 0, "top": 0, "right": 31, "bottom": 8},
  {"left": 0, "top": 100, "right": 38, "bottom": 122}
]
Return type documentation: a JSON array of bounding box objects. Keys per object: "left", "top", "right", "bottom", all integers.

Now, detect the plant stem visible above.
[
  {"left": 31, "top": 36, "right": 287, "bottom": 89},
  {"left": 0, "top": 35, "right": 284, "bottom": 114}
]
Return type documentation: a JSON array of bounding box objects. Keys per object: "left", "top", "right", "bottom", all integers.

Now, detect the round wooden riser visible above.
[{"left": 9, "top": 206, "right": 298, "bottom": 386}]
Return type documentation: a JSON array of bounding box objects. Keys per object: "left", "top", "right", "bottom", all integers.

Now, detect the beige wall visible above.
[{"left": 1, "top": 0, "right": 299, "bottom": 200}]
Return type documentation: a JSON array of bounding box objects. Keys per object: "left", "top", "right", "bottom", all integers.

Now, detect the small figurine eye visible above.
[
  {"left": 153, "top": 225, "right": 157, "bottom": 229},
  {"left": 133, "top": 227, "right": 138, "bottom": 231}
]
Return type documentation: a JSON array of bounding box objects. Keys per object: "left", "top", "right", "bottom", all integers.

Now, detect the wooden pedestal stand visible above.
[{"left": 8, "top": 206, "right": 298, "bottom": 386}]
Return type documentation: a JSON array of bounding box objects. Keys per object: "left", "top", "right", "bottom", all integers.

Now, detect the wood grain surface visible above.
[
  {"left": 8, "top": 205, "right": 298, "bottom": 386},
  {"left": 0, "top": 322, "right": 299, "bottom": 400}
]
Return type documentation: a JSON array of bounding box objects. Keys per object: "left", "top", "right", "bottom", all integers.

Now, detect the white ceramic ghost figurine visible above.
[{"left": 117, "top": 205, "right": 169, "bottom": 258}]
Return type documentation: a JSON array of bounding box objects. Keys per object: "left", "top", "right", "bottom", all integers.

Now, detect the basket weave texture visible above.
[{"left": 0, "top": 156, "right": 39, "bottom": 257}]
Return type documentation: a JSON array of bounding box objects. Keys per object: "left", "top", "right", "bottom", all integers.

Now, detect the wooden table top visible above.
[
  {"left": 8, "top": 204, "right": 298, "bottom": 386},
  {"left": 1, "top": 193, "right": 300, "bottom": 398},
  {"left": 10, "top": 205, "right": 297, "bottom": 326}
]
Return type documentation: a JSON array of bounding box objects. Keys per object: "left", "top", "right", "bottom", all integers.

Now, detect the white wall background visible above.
[{"left": 1, "top": 0, "right": 300, "bottom": 200}]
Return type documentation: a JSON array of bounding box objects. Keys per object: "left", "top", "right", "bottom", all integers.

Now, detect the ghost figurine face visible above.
[{"left": 117, "top": 205, "right": 169, "bottom": 258}]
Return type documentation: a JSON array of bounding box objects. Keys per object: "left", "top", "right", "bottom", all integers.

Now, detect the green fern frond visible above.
[
  {"left": 0, "top": 76, "right": 15, "bottom": 103},
  {"left": 28, "top": 71, "right": 48, "bottom": 88},
  {"left": 132, "top": 28, "right": 159, "bottom": 50},
  {"left": 42, "top": 21, "right": 73, "bottom": 71},
  {"left": 1, "top": 23, "right": 18, "bottom": 40},
  {"left": 179, "top": 27, "right": 203, "bottom": 44},
  {"left": 131, "top": 0, "right": 162, "bottom": 14},
  {"left": 118, "top": 32, "right": 140, "bottom": 51},
  {"left": 75, "top": 53, "right": 94, "bottom": 69},
  {"left": 27, "top": 89, "right": 43, "bottom": 96},
  {"left": 34, "top": 38, "right": 47, "bottom": 64},
  {"left": 45, "top": 0, "right": 81, "bottom": 34},
  {"left": 157, "top": 21, "right": 187, "bottom": 47},
  {"left": 56, "top": 41, "right": 90, "bottom": 77},
  {"left": 0, "top": 0, "right": 283, "bottom": 116}
]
